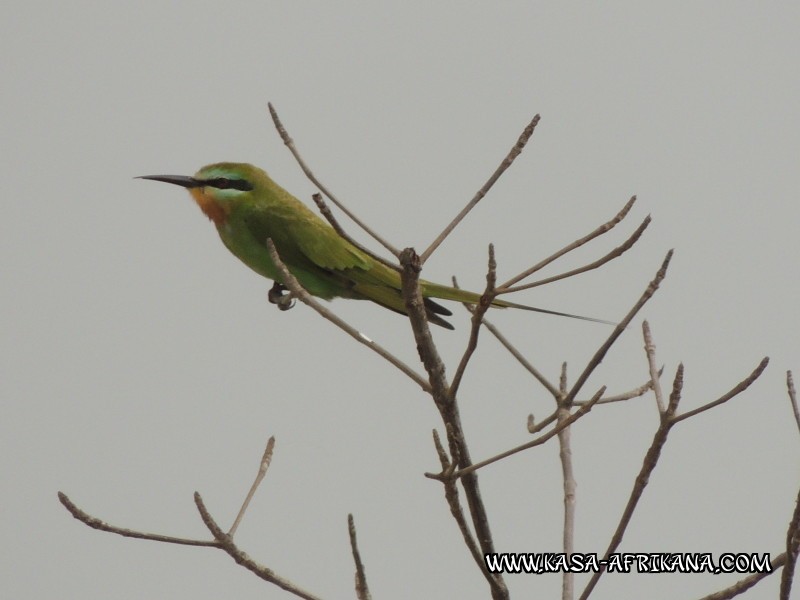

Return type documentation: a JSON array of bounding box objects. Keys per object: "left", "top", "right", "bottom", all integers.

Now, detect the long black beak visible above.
[{"left": 136, "top": 175, "right": 202, "bottom": 188}]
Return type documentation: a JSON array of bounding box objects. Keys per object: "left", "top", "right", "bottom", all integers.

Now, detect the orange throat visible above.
[{"left": 189, "top": 188, "right": 227, "bottom": 225}]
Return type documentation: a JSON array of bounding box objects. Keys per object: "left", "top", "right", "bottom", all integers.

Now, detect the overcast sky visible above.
[{"left": 4, "top": 3, "right": 798, "bottom": 599}]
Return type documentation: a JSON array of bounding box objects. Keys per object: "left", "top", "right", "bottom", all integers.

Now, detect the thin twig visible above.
[
  {"left": 194, "top": 492, "right": 323, "bottom": 600},
  {"left": 557, "top": 366, "right": 576, "bottom": 600},
  {"left": 573, "top": 370, "right": 661, "bottom": 405},
  {"left": 449, "top": 245, "right": 497, "bottom": 398},
  {"left": 499, "top": 196, "right": 637, "bottom": 290},
  {"left": 780, "top": 485, "right": 800, "bottom": 600},
  {"left": 58, "top": 492, "right": 218, "bottom": 547},
  {"left": 229, "top": 436, "right": 275, "bottom": 537},
  {"left": 528, "top": 409, "right": 559, "bottom": 434},
  {"left": 670, "top": 357, "right": 769, "bottom": 424},
  {"left": 787, "top": 370, "right": 800, "bottom": 435},
  {"left": 437, "top": 387, "right": 605, "bottom": 479},
  {"left": 643, "top": 321, "right": 666, "bottom": 414},
  {"left": 419, "top": 115, "right": 541, "bottom": 264},
  {"left": 480, "top": 315, "right": 560, "bottom": 399},
  {"left": 578, "top": 365, "right": 685, "bottom": 600},
  {"left": 698, "top": 553, "right": 788, "bottom": 600},
  {"left": 348, "top": 514, "right": 372, "bottom": 600},
  {"left": 562, "top": 250, "right": 674, "bottom": 410},
  {"left": 265, "top": 239, "right": 431, "bottom": 393},
  {"left": 268, "top": 102, "right": 400, "bottom": 257},
  {"left": 501, "top": 214, "right": 650, "bottom": 294},
  {"left": 431, "top": 429, "right": 504, "bottom": 592}
]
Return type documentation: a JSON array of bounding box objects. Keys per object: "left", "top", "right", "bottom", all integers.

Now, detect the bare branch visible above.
[
  {"left": 780, "top": 484, "right": 800, "bottom": 600},
  {"left": 643, "top": 320, "right": 666, "bottom": 414},
  {"left": 578, "top": 365, "right": 684, "bottom": 600},
  {"left": 557, "top": 366, "right": 577, "bottom": 600},
  {"left": 788, "top": 370, "right": 800, "bottom": 436},
  {"left": 440, "top": 387, "right": 605, "bottom": 479},
  {"left": 266, "top": 239, "right": 431, "bottom": 393},
  {"left": 419, "top": 115, "right": 541, "bottom": 264},
  {"left": 499, "top": 195, "right": 637, "bottom": 290},
  {"left": 268, "top": 102, "right": 400, "bottom": 257},
  {"left": 348, "top": 514, "right": 372, "bottom": 600},
  {"left": 562, "top": 250, "right": 674, "bottom": 409},
  {"left": 670, "top": 357, "right": 769, "bottom": 424},
  {"left": 194, "top": 492, "right": 322, "bottom": 600},
  {"left": 699, "top": 553, "right": 788, "bottom": 600},
  {"left": 573, "top": 370, "right": 661, "bottom": 405},
  {"left": 528, "top": 409, "right": 559, "bottom": 434},
  {"left": 399, "top": 248, "right": 508, "bottom": 600},
  {"left": 449, "top": 245, "right": 497, "bottom": 398},
  {"left": 480, "top": 315, "right": 561, "bottom": 399},
  {"left": 58, "top": 492, "right": 218, "bottom": 547},
  {"left": 501, "top": 214, "right": 650, "bottom": 294},
  {"left": 229, "top": 436, "right": 275, "bottom": 537},
  {"left": 431, "top": 429, "right": 504, "bottom": 592}
]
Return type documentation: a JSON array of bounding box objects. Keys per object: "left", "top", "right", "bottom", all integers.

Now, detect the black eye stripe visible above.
[{"left": 203, "top": 177, "right": 253, "bottom": 191}]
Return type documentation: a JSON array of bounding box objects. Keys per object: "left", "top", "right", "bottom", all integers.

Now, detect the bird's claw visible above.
[
  {"left": 277, "top": 294, "right": 296, "bottom": 311},
  {"left": 268, "top": 282, "right": 295, "bottom": 311}
]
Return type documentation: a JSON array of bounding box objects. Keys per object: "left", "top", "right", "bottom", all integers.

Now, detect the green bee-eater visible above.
[{"left": 140, "top": 163, "right": 607, "bottom": 329}]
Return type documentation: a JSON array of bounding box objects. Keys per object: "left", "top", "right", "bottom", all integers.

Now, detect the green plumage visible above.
[{"left": 140, "top": 162, "right": 608, "bottom": 329}]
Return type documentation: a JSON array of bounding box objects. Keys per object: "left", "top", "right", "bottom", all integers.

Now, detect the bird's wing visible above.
[{"left": 288, "top": 216, "right": 373, "bottom": 272}]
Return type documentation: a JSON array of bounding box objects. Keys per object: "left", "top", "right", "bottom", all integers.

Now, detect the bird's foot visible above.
[{"left": 268, "top": 282, "right": 295, "bottom": 311}]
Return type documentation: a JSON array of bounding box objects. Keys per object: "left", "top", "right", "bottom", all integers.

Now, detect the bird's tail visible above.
[{"left": 420, "top": 280, "right": 615, "bottom": 326}]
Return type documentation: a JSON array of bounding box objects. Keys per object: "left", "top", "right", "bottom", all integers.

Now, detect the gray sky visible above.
[{"left": 4, "top": 2, "right": 798, "bottom": 599}]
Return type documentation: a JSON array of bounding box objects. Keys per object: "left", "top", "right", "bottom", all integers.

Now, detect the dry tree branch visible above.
[
  {"left": 398, "top": 247, "right": 508, "bottom": 600},
  {"left": 557, "top": 364, "right": 577, "bottom": 600},
  {"left": 560, "top": 250, "right": 673, "bottom": 411},
  {"left": 670, "top": 357, "right": 769, "bottom": 424},
  {"left": 780, "top": 485, "right": 800, "bottom": 600},
  {"left": 498, "top": 195, "right": 637, "bottom": 290},
  {"left": 452, "top": 274, "right": 560, "bottom": 398},
  {"left": 434, "top": 387, "right": 605, "bottom": 480},
  {"left": 431, "top": 429, "right": 506, "bottom": 593},
  {"left": 229, "top": 436, "right": 275, "bottom": 537},
  {"left": 578, "top": 364, "right": 685, "bottom": 600},
  {"left": 530, "top": 371, "right": 658, "bottom": 432},
  {"left": 194, "top": 492, "right": 323, "bottom": 600},
  {"left": 449, "top": 245, "right": 497, "bottom": 399},
  {"left": 419, "top": 115, "right": 541, "bottom": 264},
  {"left": 461, "top": 308, "right": 560, "bottom": 399},
  {"left": 500, "top": 213, "right": 650, "bottom": 294},
  {"left": 528, "top": 409, "right": 559, "bottom": 434},
  {"left": 643, "top": 321, "right": 667, "bottom": 414},
  {"left": 265, "top": 239, "right": 431, "bottom": 393},
  {"left": 61, "top": 439, "right": 324, "bottom": 600},
  {"left": 580, "top": 348, "right": 771, "bottom": 599},
  {"left": 788, "top": 370, "right": 800, "bottom": 435},
  {"left": 699, "top": 553, "right": 790, "bottom": 600},
  {"left": 348, "top": 514, "right": 372, "bottom": 600},
  {"left": 573, "top": 370, "right": 661, "bottom": 405},
  {"left": 57, "top": 492, "right": 219, "bottom": 547},
  {"left": 268, "top": 102, "right": 401, "bottom": 258},
  {"left": 441, "top": 251, "right": 673, "bottom": 479}
]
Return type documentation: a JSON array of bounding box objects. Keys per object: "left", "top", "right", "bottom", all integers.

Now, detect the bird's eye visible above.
[{"left": 204, "top": 177, "right": 253, "bottom": 191}]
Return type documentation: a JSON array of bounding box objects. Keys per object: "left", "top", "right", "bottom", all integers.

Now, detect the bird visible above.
[{"left": 139, "top": 162, "right": 610, "bottom": 329}]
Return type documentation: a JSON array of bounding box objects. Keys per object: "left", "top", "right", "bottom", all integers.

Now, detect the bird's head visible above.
[{"left": 138, "top": 162, "right": 265, "bottom": 225}]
